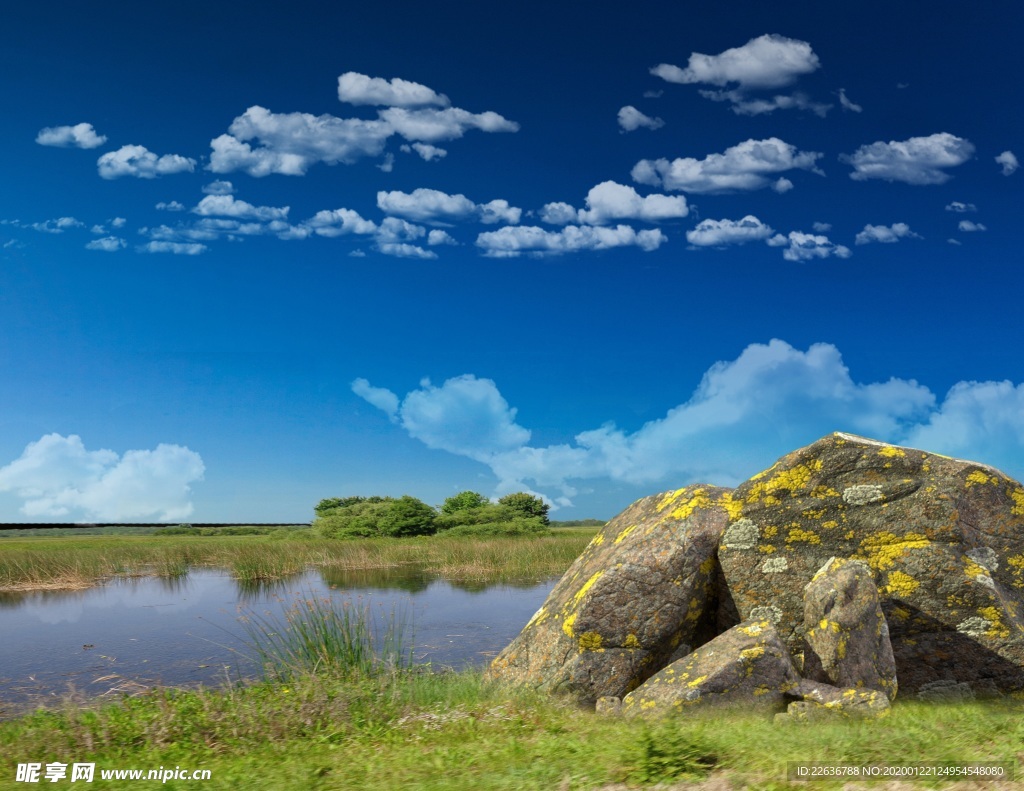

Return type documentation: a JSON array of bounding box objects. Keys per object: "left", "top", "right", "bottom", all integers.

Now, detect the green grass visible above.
[
  {"left": 2, "top": 669, "right": 1021, "bottom": 790},
  {"left": 0, "top": 530, "right": 595, "bottom": 591}
]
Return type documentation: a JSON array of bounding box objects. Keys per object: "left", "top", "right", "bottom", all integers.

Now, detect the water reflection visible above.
[{"left": 0, "top": 569, "right": 554, "bottom": 713}]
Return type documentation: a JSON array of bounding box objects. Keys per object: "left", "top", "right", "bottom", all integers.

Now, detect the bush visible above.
[
  {"left": 441, "top": 490, "right": 489, "bottom": 514},
  {"left": 498, "top": 492, "right": 550, "bottom": 524},
  {"left": 438, "top": 518, "right": 550, "bottom": 537},
  {"left": 313, "top": 496, "right": 437, "bottom": 539}
]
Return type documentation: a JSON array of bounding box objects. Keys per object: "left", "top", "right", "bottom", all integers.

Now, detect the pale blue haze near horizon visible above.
[{"left": 1, "top": 1, "right": 1022, "bottom": 522}]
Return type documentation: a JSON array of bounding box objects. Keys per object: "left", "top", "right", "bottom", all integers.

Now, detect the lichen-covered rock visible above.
[
  {"left": 719, "top": 432, "right": 1024, "bottom": 694},
  {"left": 775, "top": 679, "right": 891, "bottom": 722},
  {"left": 485, "top": 485, "right": 737, "bottom": 703},
  {"left": 621, "top": 619, "right": 800, "bottom": 716},
  {"left": 802, "top": 557, "right": 897, "bottom": 700}
]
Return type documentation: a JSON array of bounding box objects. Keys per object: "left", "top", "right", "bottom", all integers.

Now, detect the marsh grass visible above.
[
  {"left": 0, "top": 531, "right": 595, "bottom": 592},
  {"left": 240, "top": 593, "right": 411, "bottom": 681}
]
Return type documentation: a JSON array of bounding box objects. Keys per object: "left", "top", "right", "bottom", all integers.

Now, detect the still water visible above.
[{"left": 0, "top": 569, "right": 553, "bottom": 712}]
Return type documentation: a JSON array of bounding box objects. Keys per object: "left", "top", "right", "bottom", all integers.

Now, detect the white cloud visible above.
[
  {"left": 651, "top": 34, "right": 820, "bottom": 90},
  {"left": 377, "top": 188, "right": 521, "bottom": 225},
  {"left": 772, "top": 231, "right": 852, "bottom": 261},
  {"left": 139, "top": 241, "right": 208, "bottom": 255},
  {"left": 30, "top": 217, "right": 83, "bottom": 234},
  {"left": 337, "top": 72, "right": 450, "bottom": 108},
  {"left": 947, "top": 238, "right": 962, "bottom": 245},
  {"left": 427, "top": 229, "right": 458, "bottom": 246},
  {"left": 156, "top": 201, "right": 186, "bottom": 212},
  {"left": 837, "top": 88, "right": 863, "bottom": 112},
  {"left": 577, "top": 181, "right": 689, "bottom": 224},
  {"left": 854, "top": 222, "right": 921, "bottom": 245},
  {"left": 85, "top": 236, "right": 126, "bottom": 252},
  {"left": 355, "top": 340, "right": 951, "bottom": 500},
  {"left": 631, "top": 137, "right": 822, "bottom": 193},
  {"left": 36, "top": 122, "right": 107, "bottom": 149},
  {"left": 353, "top": 375, "right": 530, "bottom": 461},
  {"left": 373, "top": 217, "right": 436, "bottom": 259},
  {"left": 378, "top": 106, "right": 519, "bottom": 143},
  {"left": 686, "top": 215, "right": 774, "bottom": 247},
  {"left": 539, "top": 202, "right": 580, "bottom": 225},
  {"left": 617, "top": 106, "right": 664, "bottom": 132},
  {"left": 772, "top": 177, "right": 794, "bottom": 193},
  {"left": 402, "top": 142, "right": 448, "bottom": 161},
  {"left": 841, "top": 133, "right": 975, "bottom": 184},
  {"left": 208, "top": 106, "right": 393, "bottom": 176},
  {"left": 98, "top": 145, "right": 197, "bottom": 179},
  {"left": 351, "top": 378, "right": 400, "bottom": 420},
  {"left": 111, "top": 217, "right": 126, "bottom": 228},
  {"left": 377, "top": 153, "right": 395, "bottom": 173},
  {"left": 300, "top": 208, "right": 377, "bottom": 238},
  {"left": 193, "top": 194, "right": 290, "bottom": 222},
  {"left": 945, "top": 201, "right": 977, "bottom": 213},
  {"left": 812, "top": 222, "right": 832, "bottom": 232},
  {"left": 699, "top": 90, "right": 830, "bottom": 117},
  {"left": 0, "top": 433, "right": 204, "bottom": 521},
  {"left": 202, "top": 180, "right": 235, "bottom": 195},
  {"left": 475, "top": 224, "right": 666, "bottom": 257},
  {"left": 996, "top": 150, "right": 1019, "bottom": 176},
  {"left": 377, "top": 243, "right": 437, "bottom": 259},
  {"left": 958, "top": 220, "right": 987, "bottom": 232}
]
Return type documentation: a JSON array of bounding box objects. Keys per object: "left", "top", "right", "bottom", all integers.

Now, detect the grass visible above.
[{"left": 0, "top": 530, "right": 595, "bottom": 592}]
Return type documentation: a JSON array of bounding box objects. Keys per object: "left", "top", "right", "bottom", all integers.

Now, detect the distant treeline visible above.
[{"left": 549, "top": 519, "right": 606, "bottom": 527}]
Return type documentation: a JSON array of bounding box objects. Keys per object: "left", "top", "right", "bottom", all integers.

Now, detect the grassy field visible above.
[
  {"left": 0, "top": 529, "right": 595, "bottom": 592},
  {"left": 3, "top": 529, "right": 1023, "bottom": 788}
]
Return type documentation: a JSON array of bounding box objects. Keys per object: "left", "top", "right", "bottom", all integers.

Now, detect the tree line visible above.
[{"left": 312, "top": 491, "right": 551, "bottom": 539}]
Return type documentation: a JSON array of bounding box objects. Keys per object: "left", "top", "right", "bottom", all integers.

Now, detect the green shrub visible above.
[
  {"left": 314, "top": 496, "right": 437, "bottom": 539},
  {"left": 438, "top": 518, "right": 549, "bottom": 537},
  {"left": 498, "top": 492, "right": 550, "bottom": 524},
  {"left": 441, "top": 490, "right": 489, "bottom": 514}
]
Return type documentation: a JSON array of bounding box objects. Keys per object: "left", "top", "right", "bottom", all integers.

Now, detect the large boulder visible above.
[
  {"left": 801, "top": 557, "right": 898, "bottom": 700},
  {"left": 485, "top": 485, "right": 738, "bottom": 703},
  {"left": 719, "top": 432, "right": 1024, "bottom": 694},
  {"left": 621, "top": 619, "right": 800, "bottom": 715}
]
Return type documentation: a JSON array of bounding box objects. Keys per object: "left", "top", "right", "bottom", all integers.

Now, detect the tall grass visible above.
[
  {"left": 0, "top": 531, "right": 595, "bottom": 591},
  {"left": 240, "top": 593, "right": 411, "bottom": 681}
]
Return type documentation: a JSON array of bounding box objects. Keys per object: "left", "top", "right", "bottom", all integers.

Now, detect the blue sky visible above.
[{"left": 1, "top": 1, "right": 1022, "bottom": 522}]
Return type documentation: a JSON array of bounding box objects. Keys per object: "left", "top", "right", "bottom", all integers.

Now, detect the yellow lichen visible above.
[
  {"left": 810, "top": 484, "right": 841, "bottom": 499},
  {"left": 978, "top": 606, "right": 1011, "bottom": 639},
  {"left": 614, "top": 524, "right": 639, "bottom": 545},
  {"left": 878, "top": 446, "right": 906, "bottom": 458},
  {"left": 854, "top": 532, "right": 931, "bottom": 570},
  {"left": 763, "top": 525, "right": 778, "bottom": 538},
  {"left": 890, "top": 606, "right": 910, "bottom": 621},
  {"left": 963, "top": 558, "right": 989, "bottom": 579},
  {"left": 525, "top": 605, "right": 548, "bottom": 629},
  {"left": 573, "top": 571, "right": 603, "bottom": 604},
  {"left": 1011, "top": 489, "right": 1024, "bottom": 517},
  {"left": 966, "top": 470, "right": 997, "bottom": 487},
  {"left": 786, "top": 527, "right": 821, "bottom": 545},
  {"left": 885, "top": 570, "right": 920, "bottom": 597},
  {"left": 699, "top": 557, "right": 716, "bottom": 575},
  {"left": 718, "top": 491, "right": 744, "bottom": 520},
  {"left": 745, "top": 460, "right": 822, "bottom": 503},
  {"left": 590, "top": 532, "right": 605, "bottom": 546},
  {"left": 821, "top": 520, "right": 839, "bottom": 530},
  {"left": 578, "top": 631, "right": 603, "bottom": 651},
  {"left": 803, "top": 509, "right": 825, "bottom": 519},
  {"left": 671, "top": 488, "right": 712, "bottom": 520},
  {"left": 687, "top": 675, "right": 708, "bottom": 688},
  {"left": 562, "top": 612, "right": 577, "bottom": 637},
  {"left": 740, "top": 646, "right": 765, "bottom": 661},
  {"left": 624, "top": 633, "right": 641, "bottom": 649},
  {"left": 759, "top": 544, "right": 777, "bottom": 554},
  {"left": 656, "top": 487, "right": 688, "bottom": 511}
]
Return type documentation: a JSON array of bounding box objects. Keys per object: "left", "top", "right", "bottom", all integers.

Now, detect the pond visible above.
[{"left": 0, "top": 568, "right": 554, "bottom": 714}]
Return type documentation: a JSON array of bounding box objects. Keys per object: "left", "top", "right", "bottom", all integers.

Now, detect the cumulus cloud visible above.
[
  {"left": 85, "top": 236, "right": 126, "bottom": 252},
  {"left": 202, "top": 180, "right": 235, "bottom": 195},
  {"left": 0, "top": 433, "right": 204, "bottom": 521},
  {"left": 156, "top": 201, "right": 186, "bottom": 212},
  {"left": 837, "top": 88, "right": 863, "bottom": 112},
  {"left": 300, "top": 208, "right": 378, "bottom": 238},
  {"left": 427, "top": 229, "right": 458, "bottom": 246},
  {"left": 812, "top": 222, "right": 832, "bottom": 232},
  {"left": 98, "top": 145, "right": 197, "bottom": 179},
  {"left": 193, "top": 194, "right": 290, "bottom": 222},
  {"left": 769, "top": 231, "right": 852, "bottom": 261},
  {"left": 30, "top": 217, "right": 84, "bottom": 234},
  {"left": 617, "top": 106, "right": 664, "bottom": 132},
  {"left": 772, "top": 177, "right": 793, "bottom": 193},
  {"left": 945, "top": 201, "right": 977, "bottom": 213},
  {"left": 632, "top": 137, "right": 822, "bottom": 193},
  {"left": 402, "top": 143, "right": 448, "bottom": 161},
  {"left": 139, "top": 241, "right": 208, "bottom": 255},
  {"left": 208, "top": 106, "right": 393, "bottom": 176},
  {"left": 996, "top": 150, "right": 1019, "bottom": 176},
  {"left": 958, "top": 220, "right": 987, "bottom": 232},
  {"left": 377, "top": 188, "right": 521, "bottom": 225},
  {"left": 699, "top": 90, "right": 831, "bottom": 117},
  {"left": 377, "top": 106, "right": 519, "bottom": 143},
  {"left": 686, "top": 216, "right": 774, "bottom": 247},
  {"left": 352, "top": 375, "right": 530, "bottom": 461},
  {"left": 355, "top": 340, "right": 956, "bottom": 501},
  {"left": 652, "top": 34, "right": 820, "bottom": 90},
  {"left": 36, "top": 122, "right": 107, "bottom": 149},
  {"left": 337, "top": 72, "right": 450, "bottom": 108},
  {"left": 577, "top": 181, "right": 688, "bottom": 224},
  {"left": 841, "top": 133, "right": 975, "bottom": 184},
  {"left": 475, "top": 224, "right": 666, "bottom": 257},
  {"left": 854, "top": 222, "right": 921, "bottom": 245}
]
